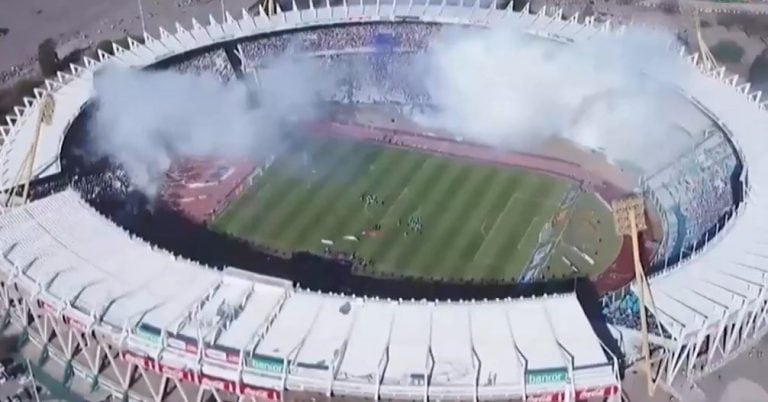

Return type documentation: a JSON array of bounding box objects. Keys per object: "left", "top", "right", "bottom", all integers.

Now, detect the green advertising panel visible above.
[
  {"left": 135, "top": 325, "right": 162, "bottom": 345},
  {"left": 251, "top": 354, "right": 284, "bottom": 374},
  {"left": 526, "top": 368, "right": 568, "bottom": 386}
]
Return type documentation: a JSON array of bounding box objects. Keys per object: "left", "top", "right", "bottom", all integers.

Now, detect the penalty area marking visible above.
[
  {"left": 516, "top": 216, "right": 540, "bottom": 250},
  {"left": 471, "top": 194, "right": 519, "bottom": 262}
]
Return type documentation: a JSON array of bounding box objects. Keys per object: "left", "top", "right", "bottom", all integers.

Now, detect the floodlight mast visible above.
[
  {"left": 3, "top": 94, "right": 55, "bottom": 208},
  {"left": 612, "top": 195, "right": 657, "bottom": 396},
  {"left": 265, "top": 0, "right": 278, "bottom": 17}
]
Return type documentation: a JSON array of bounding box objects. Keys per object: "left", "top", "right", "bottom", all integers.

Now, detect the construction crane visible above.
[
  {"left": 678, "top": 0, "right": 718, "bottom": 70},
  {"left": 692, "top": 9, "right": 718, "bottom": 70},
  {"left": 612, "top": 196, "right": 659, "bottom": 396},
  {"left": 3, "top": 94, "right": 55, "bottom": 208}
]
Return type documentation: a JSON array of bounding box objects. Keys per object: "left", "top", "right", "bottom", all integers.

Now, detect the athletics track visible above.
[{"left": 164, "top": 121, "right": 653, "bottom": 295}]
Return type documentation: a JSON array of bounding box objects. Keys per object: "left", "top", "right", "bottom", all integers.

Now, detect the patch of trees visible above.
[
  {"left": 749, "top": 49, "right": 768, "bottom": 92},
  {"left": 710, "top": 39, "right": 745, "bottom": 64}
]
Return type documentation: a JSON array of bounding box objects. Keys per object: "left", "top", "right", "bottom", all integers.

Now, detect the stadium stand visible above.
[
  {"left": 0, "top": 190, "right": 619, "bottom": 400},
  {"left": 169, "top": 48, "right": 236, "bottom": 81},
  {"left": 0, "top": 0, "right": 764, "bottom": 398},
  {"left": 644, "top": 128, "right": 738, "bottom": 266}
]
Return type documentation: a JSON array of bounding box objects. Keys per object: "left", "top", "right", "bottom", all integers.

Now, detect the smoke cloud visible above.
[
  {"left": 89, "top": 55, "right": 333, "bottom": 197},
  {"left": 414, "top": 24, "right": 697, "bottom": 170},
  {"left": 89, "top": 22, "right": 701, "bottom": 198}
]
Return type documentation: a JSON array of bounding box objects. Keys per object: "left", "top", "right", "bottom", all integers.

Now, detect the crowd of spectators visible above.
[
  {"left": 171, "top": 48, "right": 236, "bottom": 82},
  {"left": 170, "top": 22, "right": 480, "bottom": 105},
  {"left": 237, "top": 22, "right": 443, "bottom": 69},
  {"left": 602, "top": 293, "right": 668, "bottom": 338},
  {"left": 30, "top": 167, "right": 130, "bottom": 205},
  {"left": 647, "top": 132, "right": 738, "bottom": 264},
  {"left": 322, "top": 52, "right": 432, "bottom": 105}
]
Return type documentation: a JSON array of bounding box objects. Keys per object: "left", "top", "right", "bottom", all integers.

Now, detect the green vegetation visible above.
[
  {"left": 213, "top": 137, "right": 620, "bottom": 283},
  {"left": 710, "top": 40, "right": 745, "bottom": 64}
]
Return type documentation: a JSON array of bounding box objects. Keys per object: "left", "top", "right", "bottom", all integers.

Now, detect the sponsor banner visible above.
[
  {"left": 200, "top": 374, "right": 238, "bottom": 393},
  {"left": 240, "top": 384, "right": 281, "bottom": 401},
  {"left": 121, "top": 351, "right": 281, "bottom": 398},
  {"left": 158, "top": 363, "right": 198, "bottom": 383},
  {"left": 526, "top": 368, "right": 569, "bottom": 386},
  {"left": 206, "top": 348, "right": 227, "bottom": 361},
  {"left": 135, "top": 324, "right": 162, "bottom": 346},
  {"left": 527, "top": 392, "right": 565, "bottom": 402},
  {"left": 575, "top": 385, "right": 620, "bottom": 401},
  {"left": 205, "top": 348, "right": 239, "bottom": 364},
  {"left": 250, "top": 355, "right": 284, "bottom": 374},
  {"left": 166, "top": 337, "right": 186, "bottom": 350},
  {"left": 166, "top": 336, "right": 198, "bottom": 354}
]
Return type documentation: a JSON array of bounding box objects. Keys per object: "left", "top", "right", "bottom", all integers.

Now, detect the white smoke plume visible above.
[
  {"left": 89, "top": 54, "right": 333, "bottom": 197},
  {"left": 90, "top": 22, "right": 701, "bottom": 198},
  {"left": 414, "top": 23, "right": 698, "bottom": 171}
]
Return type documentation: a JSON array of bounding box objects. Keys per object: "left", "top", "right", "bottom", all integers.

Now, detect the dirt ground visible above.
[{"left": 0, "top": 0, "right": 257, "bottom": 88}]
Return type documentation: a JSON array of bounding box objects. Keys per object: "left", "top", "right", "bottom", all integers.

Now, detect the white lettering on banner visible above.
[
  {"left": 240, "top": 384, "right": 280, "bottom": 401},
  {"left": 527, "top": 393, "right": 564, "bottom": 402},
  {"left": 576, "top": 388, "right": 605, "bottom": 400},
  {"left": 200, "top": 375, "right": 237, "bottom": 393},
  {"left": 575, "top": 385, "right": 619, "bottom": 400}
]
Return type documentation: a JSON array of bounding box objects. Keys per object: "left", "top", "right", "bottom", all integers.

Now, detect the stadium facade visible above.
[{"left": 0, "top": 1, "right": 765, "bottom": 401}]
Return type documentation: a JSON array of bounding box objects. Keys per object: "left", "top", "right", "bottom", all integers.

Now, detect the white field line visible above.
[
  {"left": 516, "top": 216, "right": 541, "bottom": 250},
  {"left": 471, "top": 194, "right": 520, "bottom": 262}
]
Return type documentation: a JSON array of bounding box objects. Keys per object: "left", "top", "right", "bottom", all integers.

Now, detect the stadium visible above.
[{"left": 0, "top": 1, "right": 764, "bottom": 401}]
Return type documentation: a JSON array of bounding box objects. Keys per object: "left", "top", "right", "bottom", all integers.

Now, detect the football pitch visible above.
[{"left": 212, "top": 136, "right": 621, "bottom": 283}]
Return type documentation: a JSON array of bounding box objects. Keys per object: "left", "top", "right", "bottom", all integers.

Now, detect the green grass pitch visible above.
[{"left": 212, "top": 136, "right": 621, "bottom": 283}]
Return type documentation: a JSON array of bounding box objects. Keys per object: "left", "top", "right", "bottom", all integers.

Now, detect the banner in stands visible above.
[
  {"left": 527, "top": 385, "right": 620, "bottom": 402},
  {"left": 205, "top": 347, "right": 240, "bottom": 364},
  {"left": 525, "top": 368, "right": 569, "bottom": 386},
  {"left": 166, "top": 334, "right": 198, "bottom": 354},
  {"left": 120, "top": 351, "right": 280, "bottom": 400},
  {"left": 575, "top": 385, "right": 620, "bottom": 400},
  {"left": 526, "top": 392, "right": 566, "bottom": 402},
  {"left": 199, "top": 374, "right": 238, "bottom": 393},
  {"left": 250, "top": 354, "right": 284, "bottom": 374},
  {"left": 134, "top": 323, "right": 162, "bottom": 346}
]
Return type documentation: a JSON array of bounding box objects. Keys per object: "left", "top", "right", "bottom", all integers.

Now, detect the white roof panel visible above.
[
  {"left": 336, "top": 300, "right": 394, "bottom": 383},
  {"left": 256, "top": 293, "right": 321, "bottom": 359},
  {"left": 470, "top": 303, "right": 523, "bottom": 387},
  {"left": 429, "top": 304, "right": 474, "bottom": 386},
  {"left": 293, "top": 293, "right": 357, "bottom": 377},
  {"left": 382, "top": 303, "right": 431, "bottom": 385},
  {"left": 507, "top": 300, "right": 564, "bottom": 371},
  {"left": 215, "top": 284, "right": 286, "bottom": 351}
]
